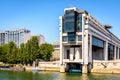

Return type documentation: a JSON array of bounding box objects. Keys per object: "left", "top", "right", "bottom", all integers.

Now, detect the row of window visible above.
[
  {"left": 63, "top": 35, "right": 82, "bottom": 42},
  {"left": 63, "top": 10, "right": 82, "bottom": 33},
  {"left": 92, "top": 37, "right": 104, "bottom": 48}
]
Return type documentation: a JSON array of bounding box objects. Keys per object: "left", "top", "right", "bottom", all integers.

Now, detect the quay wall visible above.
[
  {"left": 38, "top": 61, "right": 60, "bottom": 71},
  {"left": 91, "top": 60, "right": 120, "bottom": 73}
]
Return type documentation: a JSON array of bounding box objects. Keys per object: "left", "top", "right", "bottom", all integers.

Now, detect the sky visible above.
[{"left": 0, "top": 0, "right": 120, "bottom": 43}]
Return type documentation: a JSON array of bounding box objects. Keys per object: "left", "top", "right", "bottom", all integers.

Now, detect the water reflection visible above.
[{"left": 0, "top": 71, "right": 120, "bottom": 80}]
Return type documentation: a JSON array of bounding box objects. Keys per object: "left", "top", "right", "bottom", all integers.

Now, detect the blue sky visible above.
[{"left": 0, "top": 0, "right": 120, "bottom": 43}]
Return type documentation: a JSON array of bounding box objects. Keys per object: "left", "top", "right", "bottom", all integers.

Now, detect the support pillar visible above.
[
  {"left": 118, "top": 48, "right": 120, "bottom": 59},
  {"left": 88, "top": 34, "right": 92, "bottom": 72},
  {"left": 89, "top": 34, "right": 92, "bottom": 62},
  {"left": 82, "top": 64, "right": 88, "bottom": 73},
  {"left": 114, "top": 46, "right": 116, "bottom": 60},
  {"left": 60, "top": 64, "right": 65, "bottom": 72},
  {"left": 104, "top": 41, "right": 108, "bottom": 61},
  {"left": 82, "top": 28, "right": 89, "bottom": 73}
]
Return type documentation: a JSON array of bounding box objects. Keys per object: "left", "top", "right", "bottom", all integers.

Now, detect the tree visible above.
[
  {"left": 25, "top": 36, "right": 40, "bottom": 64},
  {"left": 7, "top": 41, "right": 18, "bottom": 64},
  {"left": 39, "top": 43, "right": 54, "bottom": 61},
  {"left": 18, "top": 43, "right": 26, "bottom": 64},
  {"left": 0, "top": 44, "right": 8, "bottom": 63}
]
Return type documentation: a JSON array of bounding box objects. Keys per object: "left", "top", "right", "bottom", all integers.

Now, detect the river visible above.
[{"left": 0, "top": 70, "right": 120, "bottom": 80}]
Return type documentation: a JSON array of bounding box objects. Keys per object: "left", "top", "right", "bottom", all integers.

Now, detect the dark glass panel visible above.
[
  {"left": 78, "top": 35, "right": 82, "bottom": 41},
  {"left": 68, "top": 33, "right": 75, "bottom": 42}
]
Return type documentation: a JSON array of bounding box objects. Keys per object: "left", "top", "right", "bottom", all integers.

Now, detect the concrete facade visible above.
[
  {"left": 51, "top": 42, "right": 60, "bottom": 61},
  {"left": 59, "top": 7, "right": 120, "bottom": 73}
]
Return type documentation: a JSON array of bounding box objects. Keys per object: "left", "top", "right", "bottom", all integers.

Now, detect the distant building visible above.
[
  {"left": 51, "top": 42, "right": 60, "bottom": 61},
  {"left": 0, "top": 31, "right": 7, "bottom": 45},
  {"left": 0, "top": 28, "right": 31, "bottom": 47},
  {"left": 33, "top": 34, "right": 45, "bottom": 45}
]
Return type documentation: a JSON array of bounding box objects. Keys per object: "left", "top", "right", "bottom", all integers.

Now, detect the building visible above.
[
  {"left": 0, "top": 28, "right": 31, "bottom": 47},
  {"left": 0, "top": 31, "right": 7, "bottom": 45},
  {"left": 34, "top": 34, "right": 45, "bottom": 45},
  {"left": 51, "top": 42, "right": 60, "bottom": 61},
  {"left": 59, "top": 7, "right": 120, "bottom": 73}
]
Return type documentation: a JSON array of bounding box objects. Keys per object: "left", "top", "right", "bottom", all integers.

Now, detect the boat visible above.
[
  {"left": 31, "top": 67, "right": 41, "bottom": 71},
  {"left": 69, "top": 69, "right": 82, "bottom": 73}
]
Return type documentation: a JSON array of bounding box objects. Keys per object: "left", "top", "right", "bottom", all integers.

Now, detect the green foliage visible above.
[
  {"left": 7, "top": 41, "right": 18, "bottom": 64},
  {"left": 0, "top": 36, "right": 54, "bottom": 64},
  {"left": 39, "top": 43, "right": 54, "bottom": 61}
]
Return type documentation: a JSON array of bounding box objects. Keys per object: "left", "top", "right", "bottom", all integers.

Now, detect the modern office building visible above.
[
  {"left": 0, "top": 28, "right": 31, "bottom": 47},
  {"left": 59, "top": 7, "right": 120, "bottom": 73}
]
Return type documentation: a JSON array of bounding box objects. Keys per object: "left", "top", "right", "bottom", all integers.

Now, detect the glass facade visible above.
[
  {"left": 108, "top": 43, "right": 114, "bottom": 60},
  {"left": 62, "top": 9, "right": 83, "bottom": 43},
  {"left": 119, "top": 48, "right": 120, "bottom": 59},
  {"left": 92, "top": 37, "right": 104, "bottom": 48},
  {"left": 68, "top": 33, "right": 75, "bottom": 42},
  {"left": 63, "top": 21, "right": 74, "bottom": 33},
  {"left": 63, "top": 9, "right": 75, "bottom": 33},
  {"left": 78, "top": 35, "right": 82, "bottom": 41},
  {"left": 77, "top": 14, "right": 82, "bottom": 32},
  {"left": 63, "top": 36, "right": 67, "bottom": 42},
  {"left": 65, "top": 10, "right": 74, "bottom": 16}
]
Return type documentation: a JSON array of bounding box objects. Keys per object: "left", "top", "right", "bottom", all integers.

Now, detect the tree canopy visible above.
[{"left": 0, "top": 36, "right": 54, "bottom": 65}]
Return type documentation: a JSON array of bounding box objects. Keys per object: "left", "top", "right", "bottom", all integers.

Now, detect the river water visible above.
[{"left": 0, "top": 70, "right": 120, "bottom": 80}]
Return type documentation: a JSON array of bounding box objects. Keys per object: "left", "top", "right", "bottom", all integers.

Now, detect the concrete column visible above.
[
  {"left": 59, "top": 16, "right": 63, "bottom": 65},
  {"left": 104, "top": 41, "right": 108, "bottom": 61},
  {"left": 70, "top": 48, "right": 74, "bottom": 61},
  {"left": 64, "top": 47, "right": 67, "bottom": 59},
  {"left": 117, "top": 47, "right": 119, "bottom": 59},
  {"left": 83, "top": 31, "right": 89, "bottom": 64},
  {"left": 60, "top": 64, "right": 65, "bottom": 72},
  {"left": 82, "top": 64, "right": 88, "bottom": 73},
  {"left": 75, "top": 48, "right": 80, "bottom": 60},
  {"left": 114, "top": 46, "right": 116, "bottom": 60},
  {"left": 89, "top": 34, "right": 92, "bottom": 63},
  {"left": 82, "top": 28, "right": 89, "bottom": 73}
]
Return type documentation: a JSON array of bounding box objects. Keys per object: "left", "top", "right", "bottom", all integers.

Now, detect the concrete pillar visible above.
[
  {"left": 75, "top": 48, "right": 80, "bottom": 60},
  {"left": 83, "top": 31, "right": 89, "bottom": 64},
  {"left": 89, "top": 34, "right": 92, "bottom": 63},
  {"left": 70, "top": 48, "right": 74, "bottom": 61},
  {"left": 114, "top": 46, "right": 116, "bottom": 60},
  {"left": 60, "top": 64, "right": 65, "bottom": 72},
  {"left": 104, "top": 41, "right": 108, "bottom": 61},
  {"left": 82, "top": 64, "right": 88, "bottom": 73},
  {"left": 82, "top": 26, "right": 89, "bottom": 73},
  {"left": 117, "top": 47, "right": 119, "bottom": 59},
  {"left": 59, "top": 16, "right": 63, "bottom": 65}
]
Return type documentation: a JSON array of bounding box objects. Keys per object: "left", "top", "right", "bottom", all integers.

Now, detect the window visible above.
[
  {"left": 92, "top": 37, "right": 104, "bottom": 48},
  {"left": 78, "top": 35, "right": 82, "bottom": 41},
  {"left": 63, "top": 36, "right": 67, "bottom": 42},
  {"left": 77, "top": 22, "right": 82, "bottom": 32},
  {"left": 68, "top": 33, "right": 75, "bottom": 42},
  {"left": 65, "top": 10, "right": 74, "bottom": 16},
  {"left": 77, "top": 14, "right": 82, "bottom": 32},
  {"left": 64, "top": 16, "right": 74, "bottom": 21},
  {"left": 108, "top": 43, "right": 114, "bottom": 60},
  {"left": 63, "top": 21, "right": 75, "bottom": 33}
]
